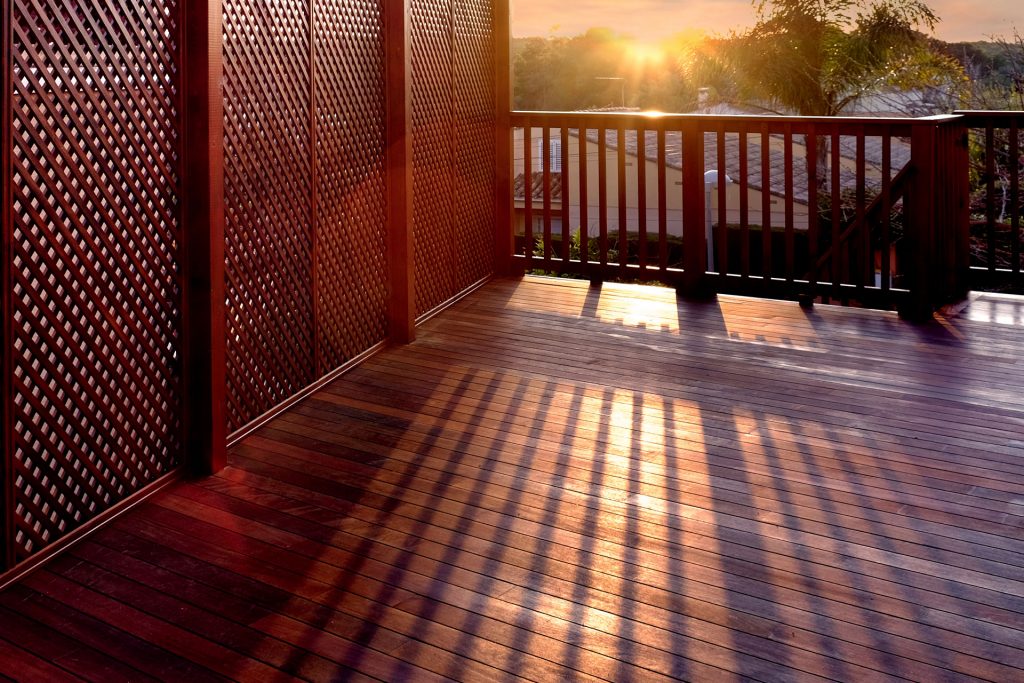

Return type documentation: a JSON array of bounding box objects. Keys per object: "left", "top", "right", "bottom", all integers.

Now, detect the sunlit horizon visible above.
[{"left": 511, "top": 0, "right": 1022, "bottom": 43}]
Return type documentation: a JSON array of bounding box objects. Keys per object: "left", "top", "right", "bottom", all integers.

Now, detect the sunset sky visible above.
[{"left": 511, "top": 0, "right": 1022, "bottom": 43}]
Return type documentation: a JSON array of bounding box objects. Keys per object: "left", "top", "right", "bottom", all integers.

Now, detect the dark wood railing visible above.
[
  {"left": 509, "top": 111, "right": 1008, "bottom": 313},
  {"left": 956, "top": 111, "right": 1023, "bottom": 289}
]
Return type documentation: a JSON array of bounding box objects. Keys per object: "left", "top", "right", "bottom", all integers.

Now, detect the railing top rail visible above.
[
  {"left": 510, "top": 111, "right": 938, "bottom": 136},
  {"left": 952, "top": 110, "right": 1024, "bottom": 124}
]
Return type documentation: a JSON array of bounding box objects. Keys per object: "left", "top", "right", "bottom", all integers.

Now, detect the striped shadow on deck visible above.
[{"left": 1, "top": 275, "right": 1023, "bottom": 681}]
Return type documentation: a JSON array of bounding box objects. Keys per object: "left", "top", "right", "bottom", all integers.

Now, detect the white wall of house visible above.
[{"left": 513, "top": 126, "right": 811, "bottom": 240}]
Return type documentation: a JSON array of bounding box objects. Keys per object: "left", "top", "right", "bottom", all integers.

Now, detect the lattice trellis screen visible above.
[
  {"left": 5, "top": 1, "right": 184, "bottom": 564},
  {"left": 223, "top": 0, "right": 316, "bottom": 432},
  {"left": 412, "top": 0, "right": 497, "bottom": 317},
  {"left": 223, "top": 0, "right": 389, "bottom": 433},
  {"left": 314, "top": 0, "right": 389, "bottom": 370}
]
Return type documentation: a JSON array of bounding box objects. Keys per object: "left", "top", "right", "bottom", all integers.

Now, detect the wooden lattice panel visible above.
[
  {"left": 9, "top": 1, "right": 183, "bottom": 562},
  {"left": 223, "top": 0, "right": 315, "bottom": 431},
  {"left": 314, "top": 0, "right": 388, "bottom": 370},
  {"left": 454, "top": 0, "right": 497, "bottom": 291},
  {"left": 411, "top": 0, "right": 455, "bottom": 317},
  {"left": 411, "top": 0, "right": 497, "bottom": 316}
]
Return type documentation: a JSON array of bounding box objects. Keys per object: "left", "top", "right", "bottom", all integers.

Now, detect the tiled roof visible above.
[
  {"left": 514, "top": 171, "right": 563, "bottom": 202},
  {"left": 588, "top": 129, "right": 911, "bottom": 204}
]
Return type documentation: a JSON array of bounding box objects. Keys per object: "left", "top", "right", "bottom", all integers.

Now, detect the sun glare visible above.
[{"left": 624, "top": 41, "right": 665, "bottom": 67}]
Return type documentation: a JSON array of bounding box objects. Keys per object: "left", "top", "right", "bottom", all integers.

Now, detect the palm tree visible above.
[{"left": 694, "top": 0, "right": 965, "bottom": 188}]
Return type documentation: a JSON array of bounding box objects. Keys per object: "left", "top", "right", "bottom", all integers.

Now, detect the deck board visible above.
[{"left": 2, "top": 276, "right": 1024, "bottom": 682}]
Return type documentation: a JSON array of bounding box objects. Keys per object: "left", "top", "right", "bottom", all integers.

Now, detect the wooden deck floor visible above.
[{"left": 3, "top": 276, "right": 1024, "bottom": 682}]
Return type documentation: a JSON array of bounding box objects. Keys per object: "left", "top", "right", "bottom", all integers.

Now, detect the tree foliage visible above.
[
  {"left": 691, "top": 0, "right": 967, "bottom": 115},
  {"left": 513, "top": 29, "right": 695, "bottom": 111}
]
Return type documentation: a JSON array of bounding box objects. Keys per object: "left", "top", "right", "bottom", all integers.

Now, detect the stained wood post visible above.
[
  {"left": 386, "top": 0, "right": 415, "bottom": 343},
  {"left": 680, "top": 120, "right": 707, "bottom": 297},
  {"left": 944, "top": 117, "right": 971, "bottom": 301},
  {"left": 905, "top": 115, "right": 965, "bottom": 320},
  {"left": 904, "top": 119, "right": 941, "bottom": 320},
  {"left": 2, "top": 0, "right": 13, "bottom": 569},
  {"left": 493, "top": 0, "right": 512, "bottom": 275},
  {"left": 181, "top": 0, "right": 227, "bottom": 474}
]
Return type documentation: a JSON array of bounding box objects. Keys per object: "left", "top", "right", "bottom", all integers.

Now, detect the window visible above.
[{"left": 536, "top": 136, "right": 562, "bottom": 173}]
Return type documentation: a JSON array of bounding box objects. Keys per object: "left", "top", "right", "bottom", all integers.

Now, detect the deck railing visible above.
[
  {"left": 509, "top": 110, "right": 1020, "bottom": 312},
  {"left": 956, "top": 111, "right": 1023, "bottom": 289}
]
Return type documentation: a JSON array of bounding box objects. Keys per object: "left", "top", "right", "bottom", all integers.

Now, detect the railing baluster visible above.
[
  {"left": 831, "top": 130, "right": 841, "bottom": 301},
  {"left": 986, "top": 123, "right": 996, "bottom": 273},
  {"left": 739, "top": 128, "right": 749, "bottom": 279},
  {"left": 617, "top": 125, "right": 628, "bottom": 274},
  {"left": 598, "top": 126, "right": 608, "bottom": 266},
  {"left": 807, "top": 126, "right": 819, "bottom": 301},
  {"left": 761, "top": 123, "right": 771, "bottom": 282},
  {"left": 523, "top": 124, "right": 532, "bottom": 268},
  {"left": 856, "top": 131, "right": 867, "bottom": 292},
  {"left": 717, "top": 125, "right": 728, "bottom": 276},
  {"left": 561, "top": 124, "right": 570, "bottom": 264},
  {"left": 579, "top": 127, "right": 588, "bottom": 271},
  {"left": 784, "top": 124, "right": 794, "bottom": 283},
  {"left": 637, "top": 128, "right": 648, "bottom": 273},
  {"left": 542, "top": 125, "right": 552, "bottom": 267},
  {"left": 1012, "top": 119, "right": 1020, "bottom": 278},
  {"left": 881, "top": 131, "right": 891, "bottom": 292},
  {"left": 657, "top": 128, "right": 667, "bottom": 273}
]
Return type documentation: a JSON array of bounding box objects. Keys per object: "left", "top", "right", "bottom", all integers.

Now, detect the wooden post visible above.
[
  {"left": 904, "top": 119, "right": 939, "bottom": 320},
  {"left": 904, "top": 114, "right": 968, "bottom": 319},
  {"left": 680, "top": 120, "right": 707, "bottom": 296},
  {"left": 493, "top": 0, "right": 512, "bottom": 276},
  {"left": 947, "top": 118, "right": 972, "bottom": 301},
  {"left": 181, "top": 0, "right": 227, "bottom": 474},
  {"left": 386, "top": 0, "right": 415, "bottom": 343},
  {"left": 2, "top": 0, "right": 13, "bottom": 569}
]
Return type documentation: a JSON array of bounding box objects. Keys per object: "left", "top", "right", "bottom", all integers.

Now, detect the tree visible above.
[
  {"left": 513, "top": 29, "right": 697, "bottom": 112},
  {"left": 694, "top": 0, "right": 966, "bottom": 117}
]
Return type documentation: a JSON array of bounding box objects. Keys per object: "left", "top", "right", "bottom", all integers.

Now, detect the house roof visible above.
[
  {"left": 587, "top": 128, "right": 911, "bottom": 204},
  {"left": 514, "top": 170, "right": 563, "bottom": 202}
]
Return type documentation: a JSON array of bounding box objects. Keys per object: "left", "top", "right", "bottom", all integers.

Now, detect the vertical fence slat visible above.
[
  {"left": 598, "top": 127, "right": 608, "bottom": 265},
  {"left": 617, "top": 125, "right": 628, "bottom": 273},
  {"left": 717, "top": 125, "right": 728, "bottom": 276},
  {"left": 657, "top": 128, "right": 667, "bottom": 272},
  {"left": 542, "top": 125, "right": 552, "bottom": 266},
  {"left": 831, "top": 131, "right": 841, "bottom": 301},
  {"left": 807, "top": 126, "right": 819, "bottom": 300},
  {"left": 986, "top": 123, "right": 996, "bottom": 273},
  {"left": 881, "top": 132, "right": 892, "bottom": 292},
  {"left": 784, "top": 125, "right": 794, "bottom": 283},
  {"left": 856, "top": 131, "right": 867, "bottom": 292},
  {"left": 523, "top": 124, "right": 533, "bottom": 267},
  {"left": 761, "top": 124, "right": 772, "bottom": 281},
  {"left": 739, "top": 128, "right": 749, "bottom": 278},
  {"left": 1012, "top": 120, "right": 1020, "bottom": 277},
  {"left": 637, "top": 128, "right": 648, "bottom": 272},
  {"left": 579, "top": 127, "right": 589, "bottom": 270},
  {"left": 561, "top": 125, "right": 570, "bottom": 264}
]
